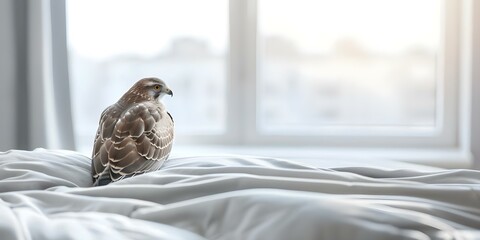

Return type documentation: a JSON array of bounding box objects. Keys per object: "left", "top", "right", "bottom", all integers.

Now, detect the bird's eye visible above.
[{"left": 153, "top": 85, "right": 161, "bottom": 91}]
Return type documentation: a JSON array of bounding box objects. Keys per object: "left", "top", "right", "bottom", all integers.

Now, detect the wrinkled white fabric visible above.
[{"left": 0, "top": 149, "right": 479, "bottom": 240}]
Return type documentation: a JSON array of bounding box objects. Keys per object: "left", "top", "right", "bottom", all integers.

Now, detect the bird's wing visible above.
[
  {"left": 95, "top": 102, "right": 174, "bottom": 182},
  {"left": 91, "top": 104, "right": 120, "bottom": 180}
]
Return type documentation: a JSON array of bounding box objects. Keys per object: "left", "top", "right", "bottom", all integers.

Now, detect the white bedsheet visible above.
[{"left": 0, "top": 149, "right": 479, "bottom": 240}]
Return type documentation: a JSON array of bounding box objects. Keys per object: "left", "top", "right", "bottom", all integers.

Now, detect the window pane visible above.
[
  {"left": 67, "top": 0, "right": 228, "bottom": 152},
  {"left": 258, "top": 0, "right": 441, "bottom": 133}
]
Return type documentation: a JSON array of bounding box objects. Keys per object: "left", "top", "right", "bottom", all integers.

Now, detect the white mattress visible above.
[{"left": 0, "top": 149, "right": 479, "bottom": 240}]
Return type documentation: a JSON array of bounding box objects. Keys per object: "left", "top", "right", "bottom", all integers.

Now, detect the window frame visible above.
[
  {"left": 243, "top": 0, "right": 459, "bottom": 148},
  {"left": 181, "top": 0, "right": 462, "bottom": 148}
]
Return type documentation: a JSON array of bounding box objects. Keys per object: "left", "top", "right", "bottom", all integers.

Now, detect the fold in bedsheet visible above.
[{"left": 0, "top": 149, "right": 479, "bottom": 240}]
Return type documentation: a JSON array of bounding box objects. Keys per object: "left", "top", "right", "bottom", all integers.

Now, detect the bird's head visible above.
[{"left": 120, "top": 77, "right": 173, "bottom": 104}]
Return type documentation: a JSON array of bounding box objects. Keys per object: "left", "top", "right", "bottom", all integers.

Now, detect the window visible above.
[
  {"left": 244, "top": 0, "right": 457, "bottom": 148},
  {"left": 258, "top": 0, "right": 439, "bottom": 131},
  {"left": 67, "top": 0, "right": 228, "bottom": 153},
  {"left": 68, "top": 0, "right": 460, "bottom": 154}
]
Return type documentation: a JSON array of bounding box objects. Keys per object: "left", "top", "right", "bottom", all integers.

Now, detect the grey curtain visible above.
[{"left": 0, "top": 0, "right": 75, "bottom": 150}]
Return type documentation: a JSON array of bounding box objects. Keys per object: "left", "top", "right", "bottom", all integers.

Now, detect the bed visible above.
[{"left": 0, "top": 149, "right": 479, "bottom": 240}]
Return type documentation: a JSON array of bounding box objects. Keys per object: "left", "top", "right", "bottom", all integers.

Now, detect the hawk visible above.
[{"left": 91, "top": 77, "right": 174, "bottom": 186}]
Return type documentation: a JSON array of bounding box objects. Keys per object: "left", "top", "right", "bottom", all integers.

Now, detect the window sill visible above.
[{"left": 171, "top": 145, "right": 473, "bottom": 169}]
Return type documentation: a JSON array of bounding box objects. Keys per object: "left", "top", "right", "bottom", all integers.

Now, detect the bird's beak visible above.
[{"left": 165, "top": 88, "right": 173, "bottom": 97}]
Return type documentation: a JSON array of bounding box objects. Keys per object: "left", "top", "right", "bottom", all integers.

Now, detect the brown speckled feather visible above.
[{"left": 92, "top": 78, "right": 174, "bottom": 186}]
